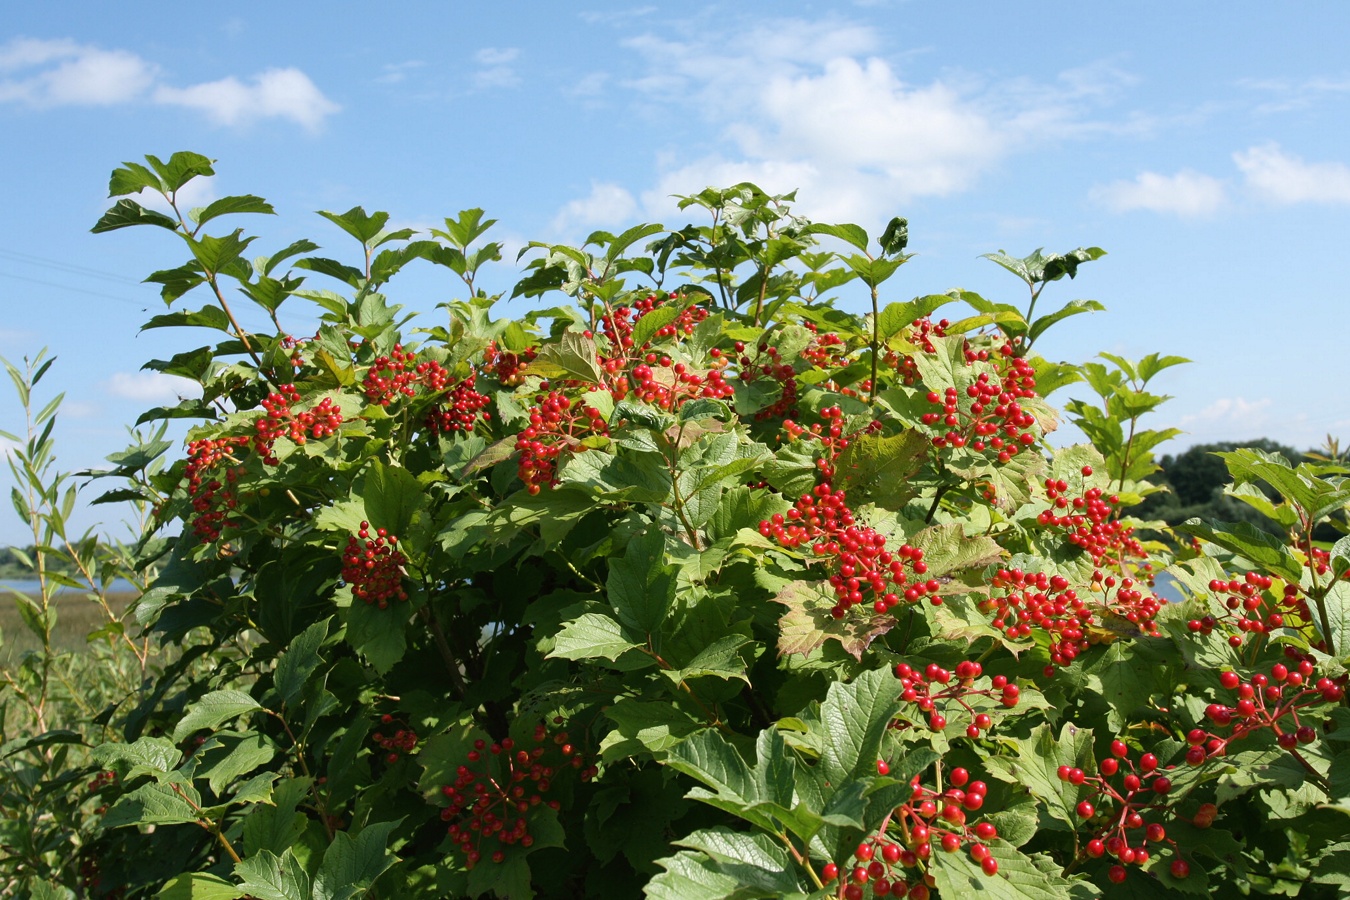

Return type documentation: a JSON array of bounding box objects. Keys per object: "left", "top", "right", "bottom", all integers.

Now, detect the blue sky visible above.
[{"left": 1, "top": 2, "right": 1348, "bottom": 545}]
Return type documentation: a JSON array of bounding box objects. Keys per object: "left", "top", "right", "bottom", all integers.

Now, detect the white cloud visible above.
[
  {"left": 1178, "top": 397, "right": 1273, "bottom": 428},
  {"left": 551, "top": 182, "right": 639, "bottom": 234},
  {"left": 475, "top": 47, "right": 519, "bottom": 67},
  {"left": 1234, "top": 143, "right": 1350, "bottom": 205},
  {"left": 472, "top": 48, "right": 521, "bottom": 90},
  {"left": 0, "top": 37, "right": 156, "bottom": 106},
  {"left": 104, "top": 372, "right": 202, "bottom": 404},
  {"left": 552, "top": 18, "right": 1146, "bottom": 231},
  {"left": 1091, "top": 169, "right": 1226, "bottom": 217},
  {"left": 567, "top": 71, "right": 609, "bottom": 98},
  {"left": 154, "top": 68, "right": 340, "bottom": 131},
  {"left": 0, "top": 436, "right": 20, "bottom": 461},
  {"left": 0, "top": 36, "right": 338, "bottom": 131},
  {"left": 376, "top": 60, "right": 425, "bottom": 85},
  {"left": 133, "top": 175, "right": 217, "bottom": 215},
  {"left": 1240, "top": 75, "right": 1350, "bottom": 113}
]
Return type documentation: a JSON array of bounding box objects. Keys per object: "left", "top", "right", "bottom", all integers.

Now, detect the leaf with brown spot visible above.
[{"left": 773, "top": 580, "right": 898, "bottom": 660}]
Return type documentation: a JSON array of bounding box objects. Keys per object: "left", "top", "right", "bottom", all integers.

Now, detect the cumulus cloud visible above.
[
  {"left": 0, "top": 37, "right": 156, "bottom": 106},
  {"left": 104, "top": 372, "right": 202, "bottom": 404},
  {"left": 154, "top": 68, "right": 340, "bottom": 131},
  {"left": 1091, "top": 170, "right": 1226, "bottom": 217},
  {"left": 1234, "top": 143, "right": 1350, "bottom": 205},
  {"left": 0, "top": 36, "right": 339, "bottom": 130},
  {"left": 1178, "top": 397, "right": 1273, "bottom": 429},
  {"left": 551, "top": 182, "right": 639, "bottom": 234},
  {"left": 473, "top": 47, "right": 521, "bottom": 89},
  {"left": 555, "top": 18, "right": 1145, "bottom": 231}
]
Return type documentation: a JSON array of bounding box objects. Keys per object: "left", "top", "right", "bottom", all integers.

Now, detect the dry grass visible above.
[{"left": 0, "top": 589, "right": 139, "bottom": 662}]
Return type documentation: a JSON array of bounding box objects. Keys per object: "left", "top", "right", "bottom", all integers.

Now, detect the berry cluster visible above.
[
  {"left": 1190, "top": 572, "right": 1309, "bottom": 648},
  {"left": 515, "top": 390, "right": 608, "bottom": 494},
  {"left": 782, "top": 406, "right": 882, "bottom": 481},
  {"left": 799, "top": 322, "right": 848, "bottom": 370},
  {"left": 483, "top": 341, "right": 537, "bottom": 387},
  {"left": 822, "top": 769, "right": 1002, "bottom": 898},
  {"left": 758, "top": 484, "right": 937, "bottom": 617},
  {"left": 597, "top": 293, "right": 709, "bottom": 351},
  {"left": 424, "top": 373, "right": 492, "bottom": 435},
  {"left": 885, "top": 317, "right": 950, "bottom": 386},
  {"left": 1035, "top": 468, "right": 1146, "bottom": 570},
  {"left": 982, "top": 567, "right": 1162, "bottom": 674},
  {"left": 921, "top": 354, "right": 1039, "bottom": 461},
  {"left": 254, "top": 383, "right": 344, "bottom": 464},
  {"left": 437, "top": 721, "right": 595, "bottom": 869},
  {"left": 1192, "top": 653, "right": 1343, "bottom": 762},
  {"left": 373, "top": 714, "right": 418, "bottom": 764},
  {"left": 1057, "top": 739, "right": 1187, "bottom": 883},
  {"left": 183, "top": 435, "right": 250, "bottom": 542},
  {"left": 361, "top": 343, "right": 451, "bottom": 405},
  {"left": 340, "top": 523, "right": 408, "bottom": 608},
  {"left": 736, "top": 341, "right": 799, "bottom": 420},
  {"left": 622, "top": 354, "right": 734, "bottom": 410},
  {"left": 892, "top": 661, "right": 1020, "bottom": 736}
]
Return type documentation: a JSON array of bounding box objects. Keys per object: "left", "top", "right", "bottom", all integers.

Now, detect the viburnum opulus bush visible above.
[{"left": 29, "top": 151, "right": 1350, "bottom": 899}]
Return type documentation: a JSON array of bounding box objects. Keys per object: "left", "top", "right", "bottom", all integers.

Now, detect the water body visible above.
[{"left": 1, "top": 578, "right": 138, "bottom": 595}]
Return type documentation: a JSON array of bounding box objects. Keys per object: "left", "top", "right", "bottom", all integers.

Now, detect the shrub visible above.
[{"left": 6, "top": 152, "right": 1349, "bottom": 899}]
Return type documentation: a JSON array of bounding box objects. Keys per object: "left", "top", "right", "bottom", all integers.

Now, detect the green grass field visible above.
[{"left": 0, "top": 589, "right": 138, "bottom": 662}]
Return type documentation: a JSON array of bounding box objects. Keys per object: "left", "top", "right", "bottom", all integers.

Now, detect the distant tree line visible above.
[
  {"left": 1138, "top": 438, "right": 1344, "bottom": 540},
  {"left": 0, "top": 546, "right": 79, "bottom": 580}
]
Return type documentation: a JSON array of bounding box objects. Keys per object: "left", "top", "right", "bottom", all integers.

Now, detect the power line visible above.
[
  {"left": 0, "top": 270, "right": 148, "bottom": 308},
  {"left": 0, "top": 249, "right": 143, "bottom": 286}
]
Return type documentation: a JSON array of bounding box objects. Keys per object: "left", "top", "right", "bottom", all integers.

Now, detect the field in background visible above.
[{"left": 0, "top": 589, "right": 138, "bottom": 661}]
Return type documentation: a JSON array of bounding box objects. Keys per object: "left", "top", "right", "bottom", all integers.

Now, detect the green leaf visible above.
[
  {"left": 1331, "top": 534, "right": 1350, "bottom": 583},
  {"left": 361, "top": 459, "right": 426, "bottom": 538},
  {"left": 774, "top": 580, "right": 898, "bottom": 660},
  {"left": 185, "top": 229, "right": 257, "bottom": 273},
  {"left": 819, "top": 667, "right": 903, "bottom": 787},
  {"left": 803, "top": 222, "right": 869, "bottom": 252},
  {"left": 601, "top": 699, "right": 705, "bottom": 762},
  {"left": 173, "top": 690, "right": 262, "bottom": 741},
  {"left": 234, "top": 850, "right": 310, "bottom": 900},
  {"left": 157, "top": 873, "right": 245, "bottom": 899},
  {"left": 317, "top": 207, "right": 392, "bottom": 246},
  {"left": 93, "top": 735, "right": 182, "bottom": 777},
  {"left": 522, "top": 330, "right": 605, "bottom": 384},
  {"left": 102, "top": 782, "right": 202, "bottom": 828},
  {"left": 1317, "top": 581, "right": 1350, "bottom": 658},
  {"left": 608, "top": 529, "right": 677, "bottom": 636},
  {"left": 193, "top": 195, "right": 276, "bottom": 228},
  {"left": 312, "top": 820, "right": 400, "bottom": 900},
  {"left": 605, "top": 222, "right": 665, "bottom": 262},
  {"left": 931, "top": 839, "right": 1090, "bottom": 899},
  {"left": 833, "top": 430, "right": 928, "bottom": 509},
  {"left": 984, "top": 723, "right": 1096, "bottom": 828},
  {"left": 243, "top": 778, "right": 311, "bottom": 856},
  {"left": 910, "top": 523, "right": 1005, "bottom": 577},
  {"left": 646, "top": 850, "right": 745, "bottom": 900},
  {"left": 1174, "top": 518, "right": 1303, "bottom": 584},
  {"left": 1027, "top": 299, "right": 1106, "bottom": 345},
  {"left": 630, "top": 304, "right": 681, "bottom": 349},
  {"left": 344, "top": 597, "right": 407, "bottom": 674},
  {"left": 549, "top": 613, "right": 642, "bottom": 662},
  {"left": 273, "top": 618, "right": 330, "bottom": 708},
  {"left": 1085, "top": 641, "right": 1155, "bottom": 732},
  {"left": 674, "top": 829, "right": 805, "bottom": 895},
  {"left": 92, "top": 198, "right": 180, "bottom": 233},
  {"left": 876, "top": 294, "right": 956, "bottom": 343},
  {"left": 197, "top": 732, "right": 277, "bottom": 795}
]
